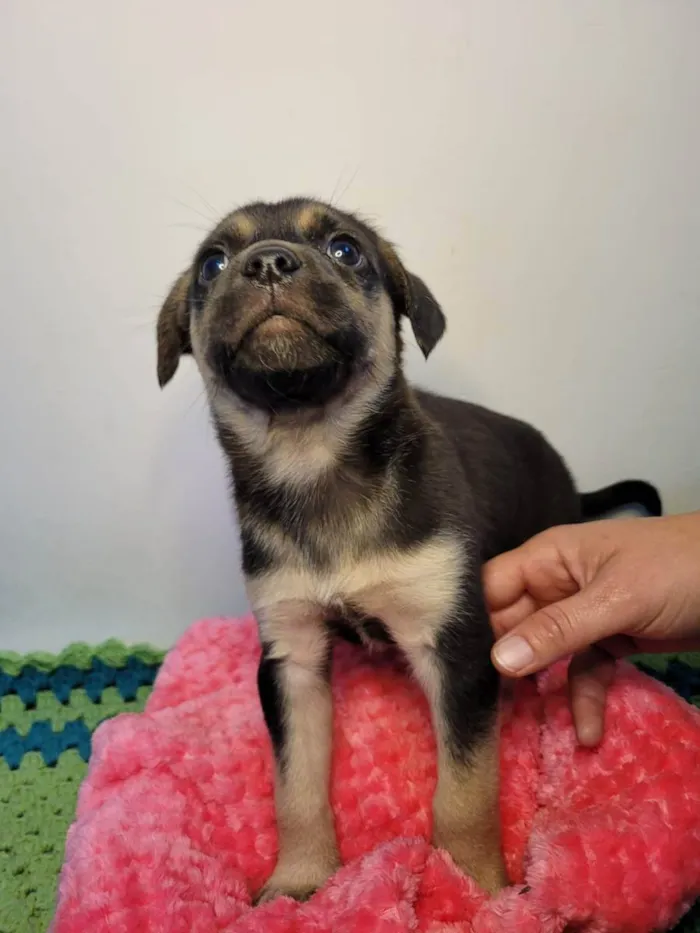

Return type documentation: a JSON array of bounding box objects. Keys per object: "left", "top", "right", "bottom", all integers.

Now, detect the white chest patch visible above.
[{"left": 247, "top": 534, "right": 468, "bottom": 658}]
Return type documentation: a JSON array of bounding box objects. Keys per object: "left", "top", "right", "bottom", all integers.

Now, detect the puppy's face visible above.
[{"left": 157, "top": 198, "right": 446, "bottom": 414}]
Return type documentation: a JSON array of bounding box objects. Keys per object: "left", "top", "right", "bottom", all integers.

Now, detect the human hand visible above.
[{"left": 484, "top": 513, "right": 700, "bottom": 746}]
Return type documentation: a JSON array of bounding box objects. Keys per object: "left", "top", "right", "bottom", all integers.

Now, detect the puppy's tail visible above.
[{"left": 580, "top": 480, "right": 663, "bottom": 520}]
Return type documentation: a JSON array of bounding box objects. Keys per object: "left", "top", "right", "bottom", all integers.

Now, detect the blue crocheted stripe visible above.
[
  {"left": 0, "top": 720, "right": 92, "bottom": 770},
  {"left": 0, "top": 658, "right": 159, "bottom": 707},
  {"left": 636, "top": 658, "right": 700, "bottom": 706}
]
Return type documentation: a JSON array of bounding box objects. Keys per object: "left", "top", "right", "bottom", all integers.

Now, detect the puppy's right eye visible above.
[
  {"left": 198, "top": 250, "right": 229, "bottom": 286},
  {"left": 327, "top": 236, "right": 363, "bottom": 268}
]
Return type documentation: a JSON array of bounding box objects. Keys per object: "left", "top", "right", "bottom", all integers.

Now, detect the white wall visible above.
[{"left": 1, "top": 1, "right": 698, "bottom": 653}]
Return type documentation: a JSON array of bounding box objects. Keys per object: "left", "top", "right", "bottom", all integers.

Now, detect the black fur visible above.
[
  {"left": 405, "top": 274, "right": 447, "bottom": 358},
  {"left": 257, "top": 645, "right": 288, "bottom": 764},
  {"left": 225, "top": 355, "right": 352, "bottom": 413},
  {"left": 580, "top": 480, "right": 662, "bottom": 519},
  {"left": 240, "top": 527, "right": 273, "bottom": 577}
]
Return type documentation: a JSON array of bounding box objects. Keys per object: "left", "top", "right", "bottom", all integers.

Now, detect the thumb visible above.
[{"left": 491, "top": 572, "right": 636, "bottom": 676}]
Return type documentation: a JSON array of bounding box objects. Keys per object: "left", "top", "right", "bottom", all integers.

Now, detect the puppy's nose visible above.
[{"left": 242, "top": 245, "right": 301, "bottom": 282}]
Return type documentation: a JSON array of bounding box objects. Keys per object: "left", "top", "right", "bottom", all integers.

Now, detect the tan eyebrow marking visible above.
[
  {"left": 296, "top": 203, "right": 333, "bottom": 238},
  {"left": 229, "top": 212, "right": 258, "bottom": 240}
]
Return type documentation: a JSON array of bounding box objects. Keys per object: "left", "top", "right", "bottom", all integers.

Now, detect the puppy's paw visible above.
[
  {"left": 468, "top": 858, "right": 508, "bottom": 896},
  {"left": 255, "top": 882, "right": 318, "bottom": 905},
  {"left": 254, "top": 856, "right": 339, "bottom": 905},
  {"left": 433, "top": 833, "right": 508, "bottom": 895}
]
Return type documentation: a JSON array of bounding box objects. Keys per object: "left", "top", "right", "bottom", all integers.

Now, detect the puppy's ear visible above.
[
  {"left": 402, "top": 272, "right": 446, "bottom": 358},
  {"left": 380, "top": 242, "right": 446, "bottom": 358},
  {"left": 156, "top": 271, "right": 192, "bottom": 388}
]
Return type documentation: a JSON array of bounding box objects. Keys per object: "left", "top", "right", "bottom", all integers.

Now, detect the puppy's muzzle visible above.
[
  {"left": 210, "top": 278, "right": 366, "bottom": 413},
  {"left": 213, "top": 321, "right": 356, "bottom": 412}
]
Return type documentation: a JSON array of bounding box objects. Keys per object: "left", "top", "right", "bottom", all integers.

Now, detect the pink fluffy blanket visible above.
[{"left": 52, "top": 616, "right": 700, "bottom": 933}]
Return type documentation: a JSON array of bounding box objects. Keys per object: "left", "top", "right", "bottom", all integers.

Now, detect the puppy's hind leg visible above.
[{"left": 255, "top": 608, "right": 339, "bottom": 903}]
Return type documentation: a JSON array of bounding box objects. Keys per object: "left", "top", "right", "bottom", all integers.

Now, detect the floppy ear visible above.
[
  {"left": 403, "top": 272, "right": 446, "bottom": 358},
  {"left": 379, "top": 243, "right": 446, "bottom": 358},
  {"left": 156, "top": 271, "right": 192, "bottom": 388}
]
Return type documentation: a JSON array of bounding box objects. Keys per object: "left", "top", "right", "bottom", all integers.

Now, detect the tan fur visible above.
[
  {"left": 229, "top": 211, "right": 257, "bottom": 241},
  {"left": 432, "top": 736, "right": 505, "bottom": 894},
  {"left": 256, "top": 607, "right": 339, "bottom": 902},
  {"left": 408, "top": 648, "right": 505, "bottom": 894},
  {"left": 252, "top": 535, "right": 505, "bottom": 895},
  {"left": 296, "top": 202, "right": 327, "bottom": 236},
  {"left": 248, "top": 533, "right": 466, "bottom": 652},
  {"left": 253, "top": 534, "right": 472, "bottom": 898}
]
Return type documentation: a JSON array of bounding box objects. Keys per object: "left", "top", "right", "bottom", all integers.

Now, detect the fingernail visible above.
[
  {"left": 577, "top": 720, "right": 603, "bottom": 748},
  {"left": 493, "top": 636, "right": 534, "bottom": 673}
]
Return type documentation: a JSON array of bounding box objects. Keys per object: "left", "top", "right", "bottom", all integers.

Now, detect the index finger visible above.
[
  {"left": 484, "top": 530, "right": 581, "bottom": 614},
  {"left": 482, "top": 550, "right": 529, "bottom": 613},
  {"left": 490, "top": 592, "right": 540, "bottom": 639}
]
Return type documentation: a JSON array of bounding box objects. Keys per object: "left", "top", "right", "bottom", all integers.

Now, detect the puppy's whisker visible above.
[
  {"left": 335, "top": 166, "right": 360, "bottom": 207},
  {"left": 128, "top": 318, "right": 160, "bottom": 333},
  {"left": 328, "top": 169, "right": 347, "bottom": 208},
  {"left": 184, "top": 384, "right": 209, "bottom": 416},
  {"left": 172, "top": 198, "right": 219, "bottom": 226},
  {"left": 182, "top": 184, "right": 221, "bottom": 222},
  {"left": 168, "top": 222, "right": 212, "bottom": 233}
]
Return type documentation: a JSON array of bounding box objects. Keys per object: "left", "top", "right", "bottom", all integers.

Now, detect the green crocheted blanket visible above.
[
  {"left": 0, "top": 643, "right": 698, "bottom": 933},
  {"left": 0, "top": 641, "right": 164, "bottom": 932}
]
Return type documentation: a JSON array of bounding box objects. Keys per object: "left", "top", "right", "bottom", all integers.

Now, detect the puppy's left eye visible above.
[
  {"left": 327, "top": 236, "right": 363, "bottom": 268},
  {"left": 198, "top": 250, "right": 229, "bottom": 285}
]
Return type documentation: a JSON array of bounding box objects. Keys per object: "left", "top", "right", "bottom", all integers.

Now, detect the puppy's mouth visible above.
[
  {"left": 238, "top": 314, "right": 333, "bottom": 371},
  {"left": 212, "top": 312, "right": 365, "bottom": 413}
]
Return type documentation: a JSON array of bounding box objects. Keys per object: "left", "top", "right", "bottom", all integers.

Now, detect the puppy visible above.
[{"left": 156, "top": 197, "right": 661, "bottom": 901}]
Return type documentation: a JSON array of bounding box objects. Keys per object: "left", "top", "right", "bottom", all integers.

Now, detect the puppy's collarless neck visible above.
[
  {"left": 212, "top": 361, "right": 423, "bottom": 481},
  {"left": 215, "top": 372, "right": 429, "bottom": 507}
]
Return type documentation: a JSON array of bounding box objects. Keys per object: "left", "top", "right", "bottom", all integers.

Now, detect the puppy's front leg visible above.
[
  {"left": 255, "top": 608, "right": 339, "bottom": 903},
  {"left": 406, "top": 589, "right": 507, "bottom": 894}
]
